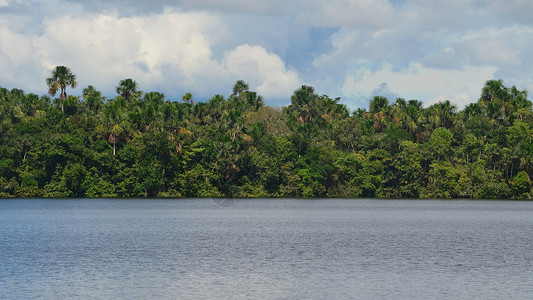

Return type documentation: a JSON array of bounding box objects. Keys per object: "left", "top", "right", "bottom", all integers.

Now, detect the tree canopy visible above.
[
  {"left": 46, "top": 66, "right": 77, "bottom": 112},
  {"left": 1, "top": 72, "right": 532, "bottom": 199}
]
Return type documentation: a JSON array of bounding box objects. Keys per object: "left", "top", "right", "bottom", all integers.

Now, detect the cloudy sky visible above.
[{"left": 1, "top": 0, "right": 532, "bottom": 109}]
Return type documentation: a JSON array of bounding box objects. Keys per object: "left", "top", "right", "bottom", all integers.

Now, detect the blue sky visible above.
[{"left": 1, "top": 0, "right": 532, "bottom": 110}]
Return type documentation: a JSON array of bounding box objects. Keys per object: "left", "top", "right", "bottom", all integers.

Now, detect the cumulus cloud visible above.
[
  {"left": 0, "top": 27, "right": 45, "bottom": 91},
  {"left": 1, "top": 0, "right": 532, "bottom": 107},
  {"left": 223, "top": 44, "right": 302, "bottom": 99},
  {"left": 312, "top": 24, "right": 429, "bottom": 74},
  {"left": 342, "top": 63, "right": 497, "bottom": 108},
  {"left": 30, "top": 10, "right": 225, "bottom": 96},
  {"left": 312, "top": 0, "right": 533, "bottom": 108},
  {"left": 0, "top": 6, "right": 302, "bottom": 101}
]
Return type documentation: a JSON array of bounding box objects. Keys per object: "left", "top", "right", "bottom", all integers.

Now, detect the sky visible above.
[{"left": 1, "top": 0, "right": 532, "bottom": 110}]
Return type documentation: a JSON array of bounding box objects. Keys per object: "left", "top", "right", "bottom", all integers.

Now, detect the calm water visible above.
[{"left": 1, "top": 199, "right": 532, "bottom": 299}]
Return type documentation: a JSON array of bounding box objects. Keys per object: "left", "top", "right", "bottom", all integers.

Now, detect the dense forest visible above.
[{"left": 1, "top": 66, "right": 533, "bottom": 199}]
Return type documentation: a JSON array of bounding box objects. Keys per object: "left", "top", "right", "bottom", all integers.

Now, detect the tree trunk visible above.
[{"left": 60, "top": 87, "right": 66, "bottom": 112}]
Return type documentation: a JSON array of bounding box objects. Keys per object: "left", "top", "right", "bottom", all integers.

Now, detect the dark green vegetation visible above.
[{"left": 1, "top": 66, "right": 533, "bottom": 199}]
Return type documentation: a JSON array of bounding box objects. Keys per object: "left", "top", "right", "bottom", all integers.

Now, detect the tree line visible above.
[{"left": 1, "top": 66, "right": 532, "bottom": 199}]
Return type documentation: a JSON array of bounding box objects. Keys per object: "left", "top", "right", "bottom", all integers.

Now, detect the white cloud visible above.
[
  {"left": 0, "top": 27, "right": 43, "bottom": 90},
  {"left": 0, "top": 7, "right": 302, "bottom": 100},
  {"left": 342, "top": 63, "right": 497, "bottom": 108},
  {"left": 460, "top": 38, "right": 519, "bottom": 66},
  {"left": 312, "top": 25, "right": 427, "bottom": 73},
  {"left": 223, "top": 44, "right": 302, "bottom": 98},
  {"left": 298, "top": 0, "right": 395, "bottom": 28},
  {"left": 0, "top": 28, "right": 33, "bottom": 68},
  {"left": 1, "top": 0, "right": 533, "bottom": 107},
  {"left": 309, "top": 1, "right": 533, "bottom": 109}
]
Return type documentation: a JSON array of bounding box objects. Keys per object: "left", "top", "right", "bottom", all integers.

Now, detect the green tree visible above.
[
  {"left": 101, "top": 98, "right": 128, "bottom": 155},
  {"left": 369, "top": 96, "right": 389, "bottom": 114},
  {"left": 422, "top": 161, "right": 465, "bottom": 198},
  {"left": 46, "top": 66, "right": 77, "bottom": 112},
  {"left": 426, "top": 127, "right": 454, "bottom": 162},
  {"left": 116, "top": 78, "right": 141, "bottom": 102},
  {"left": 82, "top": 85, "right": 104, "bottom": 115},
  {"left": 390, "top": 140, "right": 424, "bottom": 197},
  {"left": 181, "top": 92, "right": 193, "bottom": 105},
  {"left": 232, "top": 80, "right": 249, "bottom": 99},
  {"left": 512, "top": 171, "right": 531, "bottom": 198}
]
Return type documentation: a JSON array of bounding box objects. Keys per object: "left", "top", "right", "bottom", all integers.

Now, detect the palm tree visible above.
[
  {"left": 242, "top": 91, "right": 264, "bottom": 111},
  {"left": 46, "top": 66, "right": 77, "bottom": 112},
  {"left": 181, "top": 92, "right": 193, "bottom": 105},
  {"left": 486, "top": 101, "right": 503, "bottom": 120},
  {"left": 507, "top": 86, "right": 531, "bottom": 121},
  {"left": 436, "top": 100, "right": 457, "bottom": 128},
  {"left": 368, "top": 96, "right": 390, "bottom": 132},
  {"left": 509, "top": 86, "right": 529, "bottom": 108},
  {"left": 369, "top": 96, "right": 389, "bottom": 114},
  {"left": 101, "top": 98, "right": 128, "bottom": 155},
  {"left": 406, "top": 100, "right": 423, "bottom": 115},
  {"left": 388, "top": 98, "right": 407, "bottom": 126},
  {"left": 288, "top": 85, "right": 320, "bottom": 123},
  {"left": 291, "top": 85, "right": 315, "bottom": 108},
  {"left": 232, "top": 80, "right": 249, "bottom": 99},
  {"left": 141, "top": 92, "right": 165, "bottom": 131},
  {"left": 336, "top": 103, "right": 350, "bottom": 118},
  {"left": 116, "top": 78, "right": 140, "bottom": 102},
  {"left": 82, "top": 85, "right": 104, "bottom": 114},
  {"left": 395, "top": 97, "right": 407, "bottom": 109},
  {"left": 402, "top": 100, "right": 424, "bottom": 140},
  {"left": 480, "top": 79, "right": 507, "bottom": 105},
  {"left": 463, "top": 103, "right": 481, "bottom": 121}
]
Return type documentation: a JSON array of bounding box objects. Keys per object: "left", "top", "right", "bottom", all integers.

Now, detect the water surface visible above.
[{"left": 1, "top": 199, "right": 532, "bottom": 299}]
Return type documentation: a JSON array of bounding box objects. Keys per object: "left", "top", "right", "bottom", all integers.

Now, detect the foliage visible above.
[
  {"left": 1, "top": 72, "right": 533, "bottom": 199},
  {"left": 46, "top": 66, "right": 77, "bottom": 112}
]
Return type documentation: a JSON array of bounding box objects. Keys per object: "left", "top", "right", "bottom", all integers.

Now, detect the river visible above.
[{"left": 1, "top": 199, "right": 532, "bottom": 299}]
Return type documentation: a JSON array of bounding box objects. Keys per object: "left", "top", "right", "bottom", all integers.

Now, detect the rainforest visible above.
[{"left": 1, "top": 66, "right": 532, "bottom": 199}]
